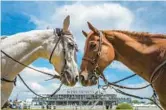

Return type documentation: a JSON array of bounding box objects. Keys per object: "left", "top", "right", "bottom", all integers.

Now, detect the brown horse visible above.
[{"left": 79, "top": 22, "right": 166, "bottom": 109}]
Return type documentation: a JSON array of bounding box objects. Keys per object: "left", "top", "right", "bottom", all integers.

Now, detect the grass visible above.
[{"left": 2, "top": 108, "right": 133, "bottom": 110}]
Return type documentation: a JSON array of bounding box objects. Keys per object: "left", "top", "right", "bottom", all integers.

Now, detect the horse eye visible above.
[{"left": 68, "top": 43, "right": 74, "bottom": 49}]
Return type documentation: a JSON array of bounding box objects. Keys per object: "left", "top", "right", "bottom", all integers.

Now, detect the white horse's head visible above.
[{"left": 42, "top": 16, "right": 79, "bottom": 86}]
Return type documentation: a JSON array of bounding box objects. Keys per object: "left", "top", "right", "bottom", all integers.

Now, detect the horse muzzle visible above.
[
  {"left": 61, "top": 71, "right": 78, "bottom": 86},
  {"left": 79, "top": 71, "right": 98, "bottom": 86}
]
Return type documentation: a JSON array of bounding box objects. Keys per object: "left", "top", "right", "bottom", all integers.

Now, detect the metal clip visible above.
[{"left": 98, "top": 52, "right": 101, "bottom": 56}]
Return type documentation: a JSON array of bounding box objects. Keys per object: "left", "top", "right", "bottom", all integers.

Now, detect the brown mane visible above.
[
  {"left": 113, "top": 30, "right": 166, "bottom": 39},
  {"left": 110, "top": 30, "right": 166, "bottom": 45}
]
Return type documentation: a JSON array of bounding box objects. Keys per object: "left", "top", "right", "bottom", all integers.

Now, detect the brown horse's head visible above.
[{"left": 79, "top": 22, "right": 115, "bottom": 86}]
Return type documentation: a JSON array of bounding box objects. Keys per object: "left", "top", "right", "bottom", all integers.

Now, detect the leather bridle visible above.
[
  {"left": 50, "top": 28, "right": 68, "bottom": 77},
  {"left": 1, "top": 28, "right": 78, "bottom": 97},
  {"left": 49, "top": 28, "right": 78, "bottom": 78},
  {"left": 82, "top": 31, "right": 103, "bottom": 79},
  {"left": 81, "top": 30, "right": 165, "bottom": 110}
]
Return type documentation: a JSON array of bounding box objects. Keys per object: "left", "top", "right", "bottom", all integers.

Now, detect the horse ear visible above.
[
  {"left": 63, "top": 15, "right": 70, "bottom": 32},
  {"left": 87, "top": 22, "right": 99, "bottom": 34},
  {"left": 82, "top": 30, "right": 88, "bottom": 38}
]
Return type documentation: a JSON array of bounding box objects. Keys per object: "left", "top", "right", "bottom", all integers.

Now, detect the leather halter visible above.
[
  {"left": 49, "top": 28, "right": 78, "bottom": 76},
  {"left": 82, "top": 31, "right": 103, "bottom": 78}
]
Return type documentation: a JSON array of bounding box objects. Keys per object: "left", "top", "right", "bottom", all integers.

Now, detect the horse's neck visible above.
[
  {"left": 1, "top": 30, "right": 54, "bottom": 79},
  {"left": 105, "top": 31, "right": 164, "bottom": 82}
]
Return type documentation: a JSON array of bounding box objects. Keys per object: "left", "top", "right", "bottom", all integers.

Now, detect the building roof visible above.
[
  {"left": 57, "top": 87, "right": 98, "bottom": 95},
  {"left": 49, "top": 87, "right": 116, "bottom": 95}
]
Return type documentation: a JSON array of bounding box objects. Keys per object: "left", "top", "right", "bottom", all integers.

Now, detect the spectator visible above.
[{"left": 20, "top": 101, "right": 24, "bottom": 110}]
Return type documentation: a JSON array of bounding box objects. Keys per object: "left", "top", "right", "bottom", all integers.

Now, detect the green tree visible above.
[
  {"left": 132, "top": 100, "right": 140, "bottom": 104},
  {"left": 116, "top": 103, "right": 133, "bottom": 110}
]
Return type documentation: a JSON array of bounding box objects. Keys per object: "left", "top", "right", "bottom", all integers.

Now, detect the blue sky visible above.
[{"left": 1, "top": 1, "right": 166, "bottom": 99}]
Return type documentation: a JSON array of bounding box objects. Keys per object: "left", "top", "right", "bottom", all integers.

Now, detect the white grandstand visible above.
[{"left": 31, "top": 87, "right": 131, "bottom": 109}]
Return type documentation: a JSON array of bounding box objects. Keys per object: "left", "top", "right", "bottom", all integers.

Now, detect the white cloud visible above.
[
  {"left": 28, "top": 2, "right": 136, "bottom": 81},
  {"left": 19, "top": 65, "right": 59, "bottom": 82},
  {"left": 29, "top": 15, "right": 50, "bottom": 30},
  {"left": 28, "top": 2, "right": 134, "bottom": 52},
  {"left": 31, "top": 82, "right": 43, "bottom": 91},
  {"left": 10, "top": 2, "right": 153, "bottom": 101},
  {"left": 53, "top": 3, "right": 133, "bottom": 29},
  {"left": 9, "top": 65, "right": 61, "bottom": 100},
  {"left": 9, "top": 65, "right": 84, "bottom": 100},
  {"left": 10, "top": 65, "right": 152, "bottom": 102},
  {"left": 27, "top": 2, "right": 136, "bottom": 87}
]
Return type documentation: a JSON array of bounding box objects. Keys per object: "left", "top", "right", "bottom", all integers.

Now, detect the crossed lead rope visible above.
[
  {"left": 1, "top": 28, "right": 76, "bottom": 98},
  {"left": 1, "top": 43, "right": 165, "bottom": 109},
  {"left": 18, "top": 74, "right": 63, "bottom": 98},
  {"left": 89, "top": 75, "right": 163, "bottom": 110},
  {"left": 2, "top": 50, "right": 63, "bottom": 98},
  {"left": 98, "top": 72, "right": 164, "bottom": 110},
  {"left": 1, "top": 28, "right": 64, "bottom": 98}
]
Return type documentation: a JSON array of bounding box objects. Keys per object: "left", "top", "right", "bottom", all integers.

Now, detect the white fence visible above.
[{"left": 30, "top": 105, "right": 113, "bottom": 110}]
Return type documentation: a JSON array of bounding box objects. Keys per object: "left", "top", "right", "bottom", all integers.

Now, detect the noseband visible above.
[
  {"left": 82, "top": 31, "right": 103, "bottom": 78},
  {"left": 49, "top": 28, "right": 78, "bottom": 77}
]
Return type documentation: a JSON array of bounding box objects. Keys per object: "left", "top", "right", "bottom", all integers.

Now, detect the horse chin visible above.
[
  {"left": 64, "top": 81, "right": 76, "bottom": 87},
  {"left": 61, "top": 73, "right": 76, "bottom": 87},
  {"left": 61, "top": 78, "right": 76, "bottom": 86},
  {"left": 79, "top": 73, "right": 98, "bottom": 86},
  {"left": 80, "top": 79, "right": 97, "bottom": 86},
  {"left": 89, "top": 80, "right": 98, "bottom": 86}
]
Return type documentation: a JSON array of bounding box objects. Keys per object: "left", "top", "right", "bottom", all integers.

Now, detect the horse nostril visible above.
[
  {"left": 75, "top": 76, "right": 79, "bottom": 82},
  {"left": 91, "top": 76, "right": 96, "bottom": 83},
  {"left": 79, "top": 75, "right": 85, "bottom": 82}
]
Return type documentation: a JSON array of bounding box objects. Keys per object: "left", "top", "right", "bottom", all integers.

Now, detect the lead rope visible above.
[
  {"left": 101, "top": 58, "right": 166, "bottom": 90},
  {"left": 89, "top": 78, "right": 104, "bottom": 109},
  {"left": 1, "top": 50, "right": 62, "bottom": 97},
  {"left": 101, "top": 73, "right": 151, "bottom": 90},
  {"left": 86, "top": 30, "right": 164, "bottom": 109},
  {"left": 18, "top": 74, "right": 63, "bottom": 98},
  {"left": 111, "top": 86, "right": 163, "bottom": 110},
  {"left": 100, "top": 61, "right": 166, "bottom": 110},
  {"left": 112, "top": 74, "right": 137, "bottom": 84},
  {"left": 1, "top": 29, "right": 66, "bottom": 98},
  {"left": 1, "top": 50, "right": 60, "bottom": 79},
  {"left": 101, "top": 74, "right": 164, "bottom": 110},
  {"left": 1, "top": 29, "right": 63, "bottom": 98},
  {"left": 101, "top": 77, "right": 163, "bottom": 110}
]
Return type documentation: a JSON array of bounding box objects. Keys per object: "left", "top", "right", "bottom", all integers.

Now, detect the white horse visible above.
[{"left": 1, "top": 16, "right": 79, "bottom": 107}]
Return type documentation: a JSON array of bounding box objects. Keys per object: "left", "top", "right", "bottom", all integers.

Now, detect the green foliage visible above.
[
  {"left": 116, "top": 103, "right": 133, "bottom": 110},
  {"left": 132, "top": 100, "right": 140, "bottom": 104}
]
